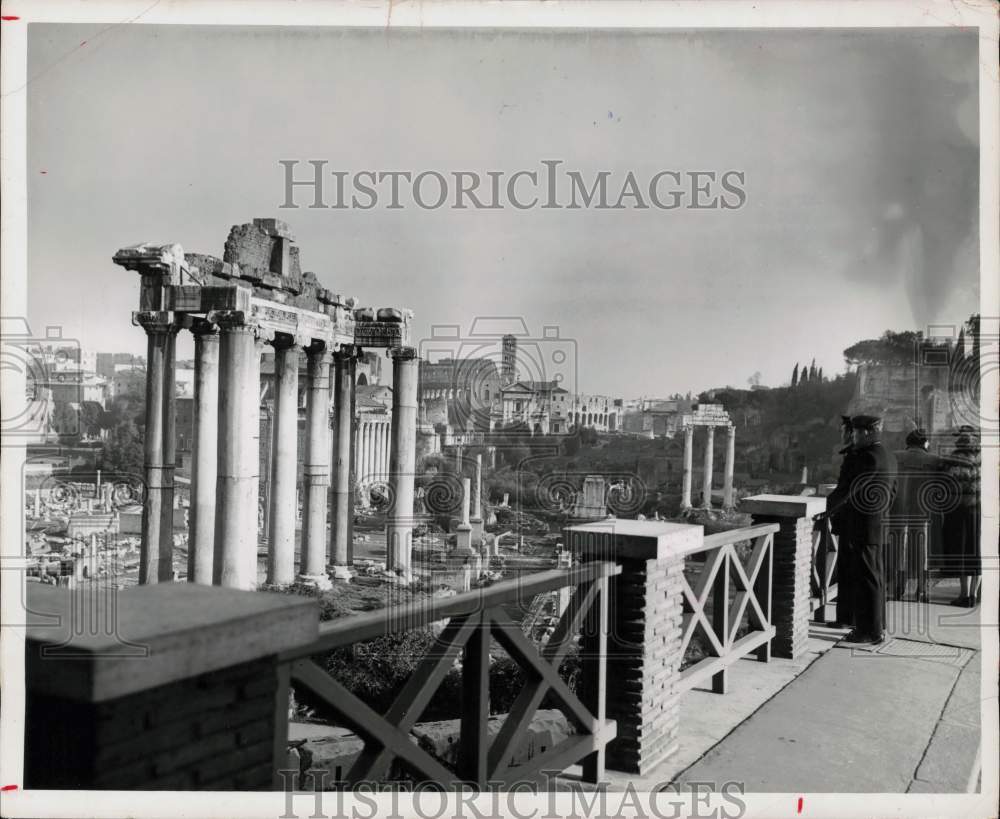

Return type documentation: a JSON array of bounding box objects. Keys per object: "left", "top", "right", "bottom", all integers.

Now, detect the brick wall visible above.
[
  {"left": 750, "top": 513, "right": 812, "bottom": 658},
  {"left": 25, "top": 656, "right": 278, "bottom": 790},
  {"left": 581, "top": 555, "right": 685, "bottom": 775}
]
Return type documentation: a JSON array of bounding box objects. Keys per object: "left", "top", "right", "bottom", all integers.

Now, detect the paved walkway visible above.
[
  {"left": 561, "top": 580, "right": 986, "bottom": 794},
  {"left": 671, "top": 594, "right": 983, "bottom": 793}
]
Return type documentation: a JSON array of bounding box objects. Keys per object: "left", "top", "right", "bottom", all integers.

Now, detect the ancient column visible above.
[
  {"left": 470, "top": 452, "right": 484, "bottom": 546},
  {"left": 454, "top": 477, "right": 474, "bottom": 554},
  {"left": 702, "top": 426, "right": 715, "bottom": 510},
  {"left": 681, "top": 426, "right": 694, "bottom": 510},
  {"left": 722, "top": 424, "right": 736, "bottom": 510},
  {"left": 379, "top": 422, "right": 389, "bottom": 481},
  {"left": 386, "top": 347, "right": 418, "bottom": 577},
  {"left": 187, "top": 319, "right": 220, "bottom": 584},
  {"left": 330, "top": 350, "right": 356, "bottom": 580},
  {"left": 213, "top": 316, "right": 267, "bottom": 590},
  {"left": 300, "top": 345, "right": 332, "bottom": 589},
  {"left": 267, "top": 336, "right": 299, "bottom": 586},
  {"left": 118, "top": 243, "right": 185, "bottom": 584},
  {"left": 136, "top": 314, "right": 175, "bottom": 584},
  {"left": 363, "top": 423, "right": 373, "bottom": 486},
  {"left": 161, "top": 325, "right": 178, "bottom": 578}
]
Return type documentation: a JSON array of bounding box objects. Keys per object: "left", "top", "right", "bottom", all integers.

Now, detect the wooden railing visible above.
[
  {"left": 810, "top": 516, "right": 840, "bottom": 620},
  {"left": 678, "top": 523, "right": 778, "bottom": 694},
  {"left": 277, "top": 561, "right": 620, "bottom": 789}
]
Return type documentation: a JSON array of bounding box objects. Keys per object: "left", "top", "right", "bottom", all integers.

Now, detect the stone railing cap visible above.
[
  {"left": 740, "top": 494, "right": 827, "bottom": 518},
  {"left": 26, "top": 583, "right": 319, "bottom": 702},
  {"left": 564, "top": 519, "right": 704, "bottom": 560}
]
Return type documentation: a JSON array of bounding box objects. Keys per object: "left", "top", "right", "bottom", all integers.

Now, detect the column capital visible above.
[
  {"left": 269, "top": 332, "right": 301, "bottom": 351},
  {"left": 333, "top": 343, "right": 359, "bottom": 359},
  {"left": 389, "top": 346, "right": 418, "bottom": 362},
  {"left": 188, "top": 317, "right": 220, "bottom": 337},
  {"left": 132, "top": 311, "right": 177, "bottom": 335},
  {"left": 208, "top": 310, "right": 275, "bottom": 343}
]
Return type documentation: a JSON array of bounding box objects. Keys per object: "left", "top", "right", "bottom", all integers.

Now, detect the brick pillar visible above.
[
  {"left": 741, "top": 495, "right": 826, "bottom": 659},
  {"left": 566, "top": 520, "right": 701, "bottom": 776}
]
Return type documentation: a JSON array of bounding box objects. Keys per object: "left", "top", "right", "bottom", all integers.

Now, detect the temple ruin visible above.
[
  {"left": 679, "top": 402, "right": 736, "bottom": 510},
  {"left": 113, "top": 218, "right": 418, "bottom": 590}
]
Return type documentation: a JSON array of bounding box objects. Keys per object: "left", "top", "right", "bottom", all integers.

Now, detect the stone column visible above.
[
  {"left": 386, "top": 348, "right": 418, "bottom": 577},
  {"left": 566, "top": 520, "right": 698, "bottom": 775},
  {"left": 267, "top": 337, "right": 299, "bottom": 586},
  {"left": 135, "top": 314, "right": 175, "bottom": 584},
  {"left": 722, "top": 424, "right": 736, "bottom": 510},
  {"left": 161, "top": 326, "right": 178, "bottom": 577},
  {"left": 363, "top": 423, "right": 373, "bottom": 486},
  {"left": 701, "top": 426, "right": 715, "bottom": 510},
  {"left": 470, "top": 453, "right": 484, "bottom": 546},
  {"left": 213, "top": 316, "right": 267, "bottom": 590},
  {"left": 379, "top": 422, "right": 389, "bottom": 481},
  {"left": 455, "top": 477, "right": 474, "bottom": 554},
  {"left": 330, "top": 350, "right": 356, "bottom": 581},
  {"left": 742, "top": 495, "right": 826, "bottom": 658},
  {"left": 187, "top": 320, "right": 219, "bottom": 585},
  {"left": 300, "top": 345, "right": 332, "bottom": 589},
  {"left": 681, "top": 426, "right": 693, "bottom": 510}
]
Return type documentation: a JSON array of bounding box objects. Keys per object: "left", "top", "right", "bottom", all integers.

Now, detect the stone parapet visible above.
[
  {"left": 24, "top": 583, "right": 318, "bottom": 790},
  {"left": 565, "top": 519, "right": 701, "bottom": 775},
  {"left": 741, "top": 494, "right": 826, "bottom": 658}
]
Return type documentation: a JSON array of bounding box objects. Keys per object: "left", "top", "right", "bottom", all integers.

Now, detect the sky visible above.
[{"left": 26, "top": 25, "right": 979, "bottom": 397}]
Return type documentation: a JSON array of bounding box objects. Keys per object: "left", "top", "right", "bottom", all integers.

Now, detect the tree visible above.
[
  {"left": 747, "top": 371, "right": 762, "bottom": 388},
  {"left": 817, "top": 367, "right": 824, "bottom": 383},
  {"left": 808, "top": 358, "right": 817, "bottom": 382},
  {"left": 103, "top": 416, "right": 144, "bottom": 475},
  {"left": 843, "top": 330, "right": 926, "bottom": 367},
  {"left": 791, "top": 363, "right": 799, "bottom": 387}
]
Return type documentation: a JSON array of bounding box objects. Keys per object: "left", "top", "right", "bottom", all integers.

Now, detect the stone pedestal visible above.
[
  {"left": 741, "top": 495, "right": 826, "bottom": 659},
  {"left": 565, "top": 520, "right": 702, "bottom": 775},
  {"left": 24, "top": 583, "right": 317, "bottom": 790}
]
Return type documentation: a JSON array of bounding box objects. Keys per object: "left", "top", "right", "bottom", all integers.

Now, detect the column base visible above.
[
  {"left": 330, "top": 564, "right": 354, "bottom": 582},
  {"left": 297, "top": 573, "right": 333, "bottom": 591}
]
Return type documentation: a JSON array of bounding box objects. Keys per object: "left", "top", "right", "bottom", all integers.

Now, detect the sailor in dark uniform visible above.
[
  {"left": 824, "top": 414, "right": 897, "bottom": 644},
  {"left": 824, "top": 416, "right": 857, "bottom": 627}
]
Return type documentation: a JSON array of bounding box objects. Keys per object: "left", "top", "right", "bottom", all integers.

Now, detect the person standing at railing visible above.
[
  {"left": 823, "top": 416, "right": 858, "bottom": 628},
  {"left": 822, "top": 414, "right": 897, "bottom": 645},
  {"left": 888, "top": 428, "right": 949, "bottom": 602},
  {"left": 942, "top": 433, "right": 981, "bottom": 607}
]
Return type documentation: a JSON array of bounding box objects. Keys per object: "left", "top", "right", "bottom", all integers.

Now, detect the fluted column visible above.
[
  {"left": 722, "top": 424, "right": 736, "bottom": 509},
  {"left": 300, "top": 345, "right": 332, "bottom": 588},
  {"left": 681, "top": 426, "right": 694, "bottom": 510},
  {"left": 386, "top": 347, "right": 418, "bottom": 577},
  {"left": 213, "top": 316, "right": 268, "bottom": 590},
  {"left": 702, "top": 426, "right": 715, "bottom": 510},
  {"left": 330, "top": 350, "right": 356, "bottom": 580},
  {"left": 267, "top": 336, "right": 299, "bottom": 586},
  {"left": 136, "top": 315, "right": 176, "bottom": 584},
  {"left": 379, "top": 422, "right": 389, "bottom": 481},
  {"left": 188, "top": 319, "right": 219, "bottom": 584}
]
